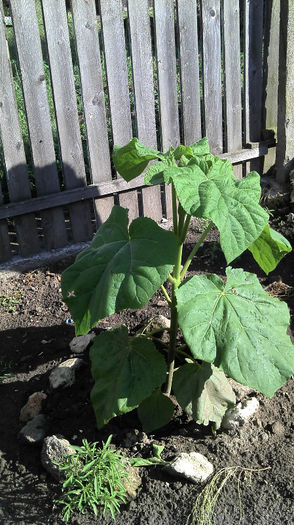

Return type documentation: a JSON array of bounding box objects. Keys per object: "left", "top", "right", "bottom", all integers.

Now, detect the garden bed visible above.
[{"left": 0, "top": 214, "right": 293, "bottom": 525}]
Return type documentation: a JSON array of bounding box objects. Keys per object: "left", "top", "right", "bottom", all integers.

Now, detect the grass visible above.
[
  {"left": 186, "top": 465, "right": 271, "bottom": 525},
  {"left": 0, "top": 290, "right": 23, "bottom": 312},
  {"left": 54, "top": 436, "right": 130, "bottom": 522}
]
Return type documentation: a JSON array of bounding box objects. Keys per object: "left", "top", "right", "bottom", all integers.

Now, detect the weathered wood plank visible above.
[
  {"left": 0, "top": 187, "right": 11, "bottom": 261},
  {"left": 119, "top": 190, "right": 139, "bottom": 223},
  {"left": 0, "top": 2, "right": 40, "bottom": 256},
  {"left": 223, "top": 0, "right": 242, "bottom": 178},
  {"left": 276, "top": 0, "right": 294, "bottom": 184},
  {"left": 94, "top": 196, "right": 114, "bottom": 227},
  {"left": 71, "top": 0, "right": 111, "bottom": 185},
  {"left": 201, "top": 0, "right": 222, "bottom": 154},
  {"left": 263, "top": 0, "right": 280, "bottom": 173},
  {"left": 244, "top": 0, "right": 264, "bottom": 172},
  {"left": 154, "top": 0, "right": 180, "bottom": 151},
  {"left": 128, "top": 0, "right": 162, "bottom": 220},
  {"left": 177, "top": 0, "right": 202, "bottom": 145},
  {"left": 42, "top": 0, "right": 92, "bottom": 242},
  {"left": 10, "top": 0, "right": 67, "bottom": 250},
  {"left": 99, "top": 0, "right": 132, "bottom": 146}
]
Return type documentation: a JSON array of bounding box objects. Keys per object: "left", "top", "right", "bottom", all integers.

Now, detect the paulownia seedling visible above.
[{"left": 62, "top": 138, "right": 294, "bottom": 433}]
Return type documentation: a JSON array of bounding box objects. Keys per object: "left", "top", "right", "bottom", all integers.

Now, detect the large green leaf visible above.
[
  {"left": 137, "top": 389, "right": 174, "bottom": 432},
  {"left": 176, "top": 267, "right": 294, "bottom": 397},
  {"left": 113, "top": 138, "right": 163, "bottom": 181},
  {"left": 62, "top": 206, "right": 177, "bottom": 335},
  {"left": 144, "top": 160, "right": 169, "bottom": 186},
  {"left": 173, "top": 362, "right": 236, "bottom": 429},
  {"left": 248, "top": 224, "right": 292, "bottom": 274},
  {"left": 171, "top": 162, "right": 269, "bottom": 262},
  {"left": 90, "top": 326, "right": 167, "bottom": 428},
  {"left": 190, "top": 137, "right": 211, "bottom": 156}
]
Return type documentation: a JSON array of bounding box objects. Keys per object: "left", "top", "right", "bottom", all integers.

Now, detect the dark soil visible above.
[{"left": 0, "top": 212, "right": 294, "bottom": 525}]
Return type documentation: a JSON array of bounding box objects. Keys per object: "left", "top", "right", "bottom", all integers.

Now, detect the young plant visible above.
[
  {"left": 62, "top": 137, "right": 294, "bottom": 432},
  {"left": 55, "top": 436, "right": 129, "bottom": 522}
]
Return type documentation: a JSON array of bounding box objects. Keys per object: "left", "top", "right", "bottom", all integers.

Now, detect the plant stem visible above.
[
  {"left": 172, "top": 183, "right": 178, "bottom": 236},
  {"left": 177, "top": 203, "right": 186, "bottom": 241},
  {"left": 180, "top": 221, "right": 214, "bottom": 280},
  {"left": 160, "top": 284, "right": 172, "bottom": 305},
  {"left": 179, "top": 213, "right": 191, "bottom": 244},
  {"left": 165, "top": 243, "right": 182, "bottom": 396}
]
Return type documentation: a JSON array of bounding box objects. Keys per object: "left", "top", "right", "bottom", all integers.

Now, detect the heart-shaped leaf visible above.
[
  {"left": 248, "top": 224, "right": 292, "bottom": 274},
  {"left": 173, "top": 362, "right": 236, "bottom": 429},
  {"left": 171, "top": 162, "right": 269, "bottom": 263},
  {"left": 113, "top": 138, "right": 163, "bottom": 181},
  {"left": 90, "top": 326, "right": 166, "bottom": 428},
  {"left": 138, "top": 389, "right": 174, "bottom": 432},
  {"left": 62, "top": 206, "right": 177, "bottom": 335},
  {"left": 176, "top": 267, "right": 294, "bottom": 397}
]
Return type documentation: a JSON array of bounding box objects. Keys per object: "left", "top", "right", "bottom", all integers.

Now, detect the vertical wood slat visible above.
[
  {"left": 201, "top": 0, "right": 223, "bottom": 154},
  {"left": 0, "top": 2, "right": 40, "bottom": 257},
  {"left": 71, "top": 0, "right": 113, "bottom": 229},
  {"left": 100, "top": 0, "right": 132, "bottom": 146},
  {"left": 223, "top": 0, "right": 242, "bottom": 178},
  {"left": 177, "top": 0, "right": 202, "bottom": 146},
  {"left": 0, "top": 186, "right": 11, "bottom": 262},
  {"left": 42, "top": 0, "right": 93, "bottom": 242},
  {"left": 118, "top": 191, "right": 139, "bottom": 223},
  {"left": 244, "top": 0, "right": 264, "bottom": 171},
  {"left": 154, "top": 0, "right": 180, "bottom": 151},
  {"left": 10, "top": 0, "right": 67, "bottom": 250},
  {"left": 263, "top": 0, "right": 280, "bottom": 173},
  {"left": 128, "top": 0, "right": 162, "bottom": 221},
  {"left": 154, "top": 0, "right": 180, "bottom": 219}
]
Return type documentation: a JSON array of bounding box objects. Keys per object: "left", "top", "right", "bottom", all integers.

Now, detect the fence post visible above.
[{"left": 276, "top": 0, "right": 294, "bottom": 185}]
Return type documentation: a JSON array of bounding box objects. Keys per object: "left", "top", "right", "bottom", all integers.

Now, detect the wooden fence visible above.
[{"left": 0, "top": 0, "right": 281, "bottom": 263}]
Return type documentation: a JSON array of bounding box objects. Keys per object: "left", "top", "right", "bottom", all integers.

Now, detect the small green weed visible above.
[
  {"left": 0, "top": 361, "right": 13, "bottom": 383},
  {"left": 55, "top": 436, "right": 129, "bottom": 522},
  {"left": 186, "top": 465, "right": 270, "bottom": 525},
  {"left": 0, "top": 291, "right": 23, "bottom": 312}
]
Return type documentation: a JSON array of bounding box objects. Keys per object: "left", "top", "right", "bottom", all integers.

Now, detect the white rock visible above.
[
  {"left": 41, "top": 435, "right": 76, "bottom": 481},
  {"left": 138, "top": 315, "right": 171, "bottom": 335},
  {"left": 164, "top": 452, "right": 214, "bottom": 483},
  {"left": 20, "top": 391, "right": 47, "bottom": 422},
  {"left": 49, "top": 358, "right": 83, "bottom": 389},
  {"left": 69, "top": 333, "right": 95, "bottom": 354},
  {"left": 19, "top": 414, "right": 47, "bottom": 444},
  {"left": 222, "top": 397, "right": 260, "bottom": 430}
]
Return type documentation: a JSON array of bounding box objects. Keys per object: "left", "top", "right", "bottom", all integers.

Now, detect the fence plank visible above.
[
  {"left": 118, "top": 190, "right": 139, "bottom": 223},
  {"left": 128, "top": 0, "right": 162, "bottom": 221},
  {"left": 154, "top": 0, "right": 180, "bottom": 151},
  {"left": 94, "top": 196, "right": 114, "bottom": 226},
  {"left": 71, "top": 0, "right": 111, "bottom": 185},
  {"left": 154, "top": 0, "right": 180, "bottom": 218},
  {"left": 0, "top": 3, "right": 40, "bottom": 256},
  {"left": 99, "top": 0, "right": 132, "bottom": 146},
  {"left": 244, "top": 0, "right": 264, "bottom": 171},
  {"left": 223, "top": 0, "right": 242, "bottom": 178},
  {"left": 0, "top": 186, "right": 11, "bottom": 261},
  {"left": 42, "top": 0, "right": 92, "bottom": 242},
  {"left": 201, "top": 0, "right": 223, "bottom": 154},
  {"left": 263, "top": 0, "right": 280, "bottom": 173},
  {"left": 177, "top": 0, "right": 202, "bottom": 145},
  {"left": 10, "top": 0, "right": 67, "bottom": 250}
]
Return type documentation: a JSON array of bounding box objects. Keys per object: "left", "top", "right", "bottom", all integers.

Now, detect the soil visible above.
[{"left": 0, "top": 211, "right": 294, "bottom": 525}]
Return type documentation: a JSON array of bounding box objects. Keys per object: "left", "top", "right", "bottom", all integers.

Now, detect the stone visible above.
[
  {"left": 19, "top": 391, "right": 47, "bottom": 422},
  {"left": 123, "top": 464, "right": 142, "bottom": 500},
  {"left": 164, "top": 452, "right": 214, "bottom": 483},
  {"left": 49, "top": 358, "right": 83, "bottom": 389},
  {"left": 270, "top": 421, "right": 285, "bottom": 436},
  {"left": 69, "top": 333, "right": 96, "bottom": 354},
  {"left": 222, "top": 397, "right": 260, "bottom": 430},
  {"left": 41, "top": 435, "right": 76, "bottom": 481},
  {"left": 19, "top": 414, "right": 47, "bottom": 444},
  {"left": 138, "top": 315, "right": 171, "bottom": 335}
]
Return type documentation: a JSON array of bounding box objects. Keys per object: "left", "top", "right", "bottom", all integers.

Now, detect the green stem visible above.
[
  {"left": 177, "top": 203, "right": 186, "bottom": 241},
  {"left": 180, "top": 214, "right": 191, "bottom": 244},
  {"left": 165, "top": 243, "right": 183, "bottom": 396},
  {"left": 172, "top": 183, "right": 178, "bottom": 236},
  {"left": 160, "top": 284, "right": 172, "bottom": 305},
  {"left": 180, "top": 221, "right": 214, "bottom": 280}
]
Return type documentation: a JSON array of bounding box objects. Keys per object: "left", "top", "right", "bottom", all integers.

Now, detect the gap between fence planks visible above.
[
  {"left": 42, "top": 0, "right": 93, "bottom": 243},
  {"left": 0, "top": 0, "right": 40, "bottom": 258}
]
